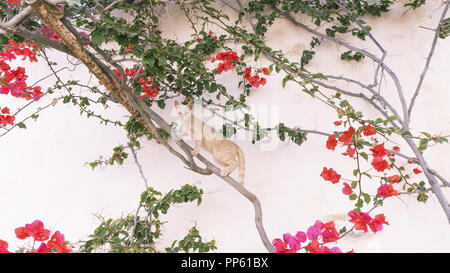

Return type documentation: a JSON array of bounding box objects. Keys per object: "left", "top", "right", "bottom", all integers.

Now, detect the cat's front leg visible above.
[{"left": 191, "top": 140, "right": 201, "bottom": 157}]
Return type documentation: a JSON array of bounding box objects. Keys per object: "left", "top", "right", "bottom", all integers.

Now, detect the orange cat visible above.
[{"left": 173, "top": 101, "right": 245, "bottom": 185}]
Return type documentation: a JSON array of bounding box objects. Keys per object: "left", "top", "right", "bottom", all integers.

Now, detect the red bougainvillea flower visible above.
[
  {"left": 272, "top": 238, "right": 296, "bottom": 253},
  {"left": 0, "top": 107, "right": 15, "bottom": 126},
  {"left": 320, "top": 167, "right": 341, "bottom": 184},
  {"left": 368, "top": 214, "right": 389, "bottom": 233},
  {"left": 333, "top": 120, "right": 342, "bottom": 126},
  {"left": 338, "top": 126, "right": 355, "bottom": 145},
  {"left": 7, "top": 0, "right": 21, "bottom": 5},
  {"left": 413, "top": 168, "right": 422, "bottom": 174},
  {"left": 370, "top": 143, "right": 387, "bottom": 158},
  {"left": 262, "top": 67, "right": 270, "bottom": 75},
  {"left": 362, "top": 124, "right": 376, "bottom": 136},
  {"left": 371, "top": 156, "right": 390, "bottom": 172},
  {"left": 377, "top": 183, "right": 398, "bottom": 198},
  {"left": 243, "top": 66, "right": 267, "bottom": 87},
  {"left": 342, "top": 147, "right": 356, "bottom": 158},
  {"left": 15, "top": 226, "right": 30, "bottom": 240},
  {"left": 321, "top": 221, "right": 340, "bottom": 243},
  {"left": 0, "top": 239, "right": 10, "bottom": 253},
  {"left": 326, "top": 134, "right": 337, "bottom": 151},
  {"left": 15, "top": 220, "right": 51, "bottom": 241},
  {"left": 387, "top": 175, "right": 401, "bottom": 184},
  {"left": 215, "top": 51, "right": 239, "bottom": 74},
  {"left": 393, "top": 146, "right": 400, "bottom": 151},
  {"left": 306, "top": 240, "right": 341, "bottom": 253},
  {"left": 348, "top": 211, "right": 372, "bottom": 232},
  {"left": 1, "top": 107, "right": 10, "bottom": 115},
  {"left": 348, "top": 211, "right": 389, "bottom": 233},
  {"left": 342, "top": 182, "right": 353, "bottom": 195},
  {"left": 47, "top": 231, "right": 71, "bottom": 253}
]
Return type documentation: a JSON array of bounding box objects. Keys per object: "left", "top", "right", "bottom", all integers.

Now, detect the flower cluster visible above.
[
  {"left": 108, "top": 68, "right": 159, "bottom": 100},
  {"left": 215, "top": 51, "right": 239, "bottom": 74},
  {"left": 370, "top": 143, "right": 391, "bottom": 172},
  {"left": 0, "top": 219, "right": 72, "bottom": 253},
  {"left": 0, "top": 40, "right": 43, "bottom": 126},
  {"left": 0, "top": 40, "right": 38, "bottom": 63},
  {"left": 0, "top": 107, "right": 14, "bottom": 126},
  {"left": 243, "top": 67, "right": 269, "bottom": 88},
  {"left": 272, "top": 220, "right": 345, "bottom": 253},
  {"left": 7, "top": 0, "right": 22, "bottom": 5},
  {"left": 348, "top": 211, "right": 389, "bottom": 233},
  {"left": 320, "top": 167, "right": 341, "bottom": 184}
]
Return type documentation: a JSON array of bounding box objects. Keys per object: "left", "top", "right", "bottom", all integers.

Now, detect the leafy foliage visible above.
[{"left": 80, "top": 184, "right": 212, "bottom": 253}]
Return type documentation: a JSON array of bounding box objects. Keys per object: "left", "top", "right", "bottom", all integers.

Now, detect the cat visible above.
[{"left": 173, "top": 100, "right": 245, "bottom": 185}]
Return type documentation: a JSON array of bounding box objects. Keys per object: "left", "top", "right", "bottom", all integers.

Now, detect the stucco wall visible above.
[{"left": 0, "top": 1, "right": 449, "bottom": 252}]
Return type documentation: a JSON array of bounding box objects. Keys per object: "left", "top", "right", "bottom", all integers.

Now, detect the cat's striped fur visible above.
[{"left": 174, "top": 101, "right": 245, "bottom": 185}]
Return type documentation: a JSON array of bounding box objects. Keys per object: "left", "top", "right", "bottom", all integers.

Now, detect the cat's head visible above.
[{"left": 173, "top": 100, "right": 193, "bottom": 118}]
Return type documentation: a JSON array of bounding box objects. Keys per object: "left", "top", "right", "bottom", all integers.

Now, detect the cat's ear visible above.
[
  {"left": 174, "top": 100, "right": 180, "bottom": 106},
  {"left": 188, "top": 101, "right": 193, "bottom": 109}
]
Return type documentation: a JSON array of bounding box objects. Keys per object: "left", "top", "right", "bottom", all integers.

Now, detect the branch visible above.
[
  {"left": 276, "top": 7, "right": 410, "bottom": 128},
  {"left": 26, "top": 0, "right": 275, "bottom": 252},
  {"left": 408, "top": 2, "right": 450, "bottom": 121}
]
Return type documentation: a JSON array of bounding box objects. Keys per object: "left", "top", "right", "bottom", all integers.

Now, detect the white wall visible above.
[{"left": 0, "top": 1, "right": 449, "bottom": 252}]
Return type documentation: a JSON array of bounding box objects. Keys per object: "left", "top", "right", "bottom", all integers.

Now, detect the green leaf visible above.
[
  {"left": 17, "top": 122, "right": 26, "bottom": 129},
  {"left": 361, "top": 193, "right": 371, "bottom": 204}
]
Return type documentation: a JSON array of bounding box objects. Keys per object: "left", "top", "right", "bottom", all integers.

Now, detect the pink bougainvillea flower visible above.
[
  {"left": 22, "top": 220, "right": 51, "bottom": 241},
  {"left": 377, "top": 183, "right": 398, "bottom": 198},
  {"left": 36, "top": 243, "right": 52, "bottom": 253},
  {"left": 326, "top": 134, "right": 337, "bottom": 151},
  {"left": 338, "top": 126, "right": 355, "bottom": 145},
  {"left": 342, "top": 182, "right": 353, "bottom": 195},
  {"left": 306, "top": 221, "right": 323, "bottom": 241},
  {"left": 283, "top": 233, "right": 302, "bottom": 252},
  {"left": 47, "top": 231, "right": 71, "bottom": 253},
  {"left": 320, "top": 167, "right": 341, "bottom": 184}
]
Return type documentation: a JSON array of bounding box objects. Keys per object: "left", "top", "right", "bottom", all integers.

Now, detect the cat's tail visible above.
[{"left": 236, "top": 146, "right": 245, "bottom": 185}]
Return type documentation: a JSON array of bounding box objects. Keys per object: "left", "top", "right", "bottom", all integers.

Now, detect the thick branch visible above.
[{"left": 27, "top": 0, "right": 275, "bottom": 252}]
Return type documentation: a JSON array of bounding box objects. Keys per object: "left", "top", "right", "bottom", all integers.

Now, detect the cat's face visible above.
[{"left": 173, "top": 101, "right": 192, "bottom": 118}]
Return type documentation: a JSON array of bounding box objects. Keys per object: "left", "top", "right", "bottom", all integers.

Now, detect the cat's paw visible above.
[{"left": 220, "top": 170, "right": 228, "bottom": 176}]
